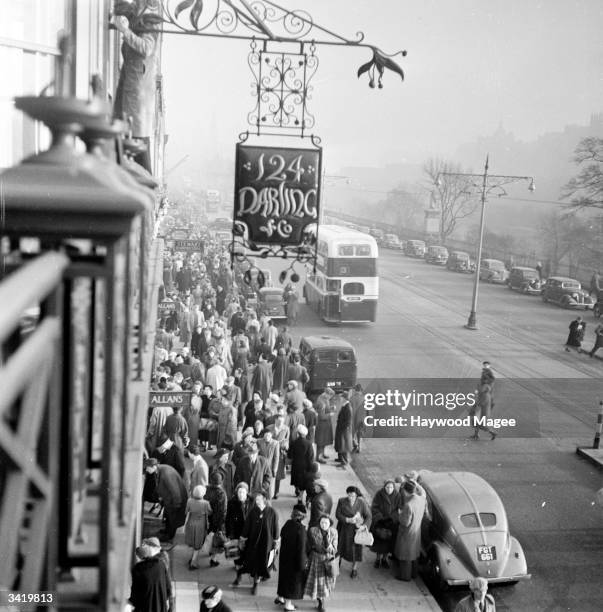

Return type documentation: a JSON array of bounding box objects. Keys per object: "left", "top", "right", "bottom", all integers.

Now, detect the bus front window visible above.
[{"left": 343, "top": 282, "right": 364, "bottom": 295}]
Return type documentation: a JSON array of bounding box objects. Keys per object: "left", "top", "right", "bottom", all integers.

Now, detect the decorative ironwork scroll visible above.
[
  {"left": 231, "top": 141, "right": 321, "bottom": 275},
  {"left": 126, "top": 1, "right": 407, "bottom": 89},
  {"left": 247, "top": 40, "right": 318, "bottom": 136}
]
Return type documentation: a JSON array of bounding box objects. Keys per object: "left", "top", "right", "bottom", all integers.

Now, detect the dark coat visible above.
[
  {"left": 240, "top": 505, "right": 280, "bottom": 580},
  {"left": 129, "top": 557, "right": 171, "bottom": 612},
  {"left": 205, "top": 485, "right": 227, "bottom": 533},
  {"left": 566, "top": 319, "right": 586, "bottom": 347},
  {"left": 225, "top": 496, "right": 253, "bottom": 539},
  {"left": 394, "top": 491, "right": 426, "bottom": 561},
  {"left": 151, "top": 445, "right": 185, "bottom": 479},
  {"left": 234, "top": 454, "right": 272, "bottom": 497},
  {"left": 370, "top": 487, "right": 400, "bottom": 554},
  {"left": 309, "top": 490, "right": 334, "bottom": 527},
  {"left": 155, "top": 464, "right": 187, "bottom": 514},
  {"left": 289, "top": 437, "right": 314, "bottom": 489},
  {"left": 334, "top": 401, "right": 353, "bottom": 455},
  {"left": 210, "top": 462, "right": 236, "bottom": 501},
  {"left": 251, "top": 361, "right": 273, "bottom": 402},
  {"left": 277, "top": 519, "right": 308, "bottom": 600},
  {"left": 272, "top": 354, "right": 290, "bottom": 392}
]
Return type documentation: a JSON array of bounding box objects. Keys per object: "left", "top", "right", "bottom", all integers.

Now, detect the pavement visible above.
[
  {"left": 158, "top": 449, "right": 441, "bottom": 612},
  {"left": 576, "top": 445, "right": 603, "bottom": 469}
]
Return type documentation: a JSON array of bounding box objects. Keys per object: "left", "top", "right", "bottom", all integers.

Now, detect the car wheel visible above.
[
  {"left": 427, "top": 550, "right": 448, "bottom": 592},
  {"left": 561, "top": 296, "right": 571, "bottom": 309},
  {"left": 542, "top": 294, "right": 548, "bottom": 303},
  {"left": 595, "top": 305, "right": 601, "bottom": 318}
]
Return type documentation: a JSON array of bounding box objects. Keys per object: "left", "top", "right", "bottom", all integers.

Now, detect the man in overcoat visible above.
[
  {"left": 289, "top": 424, "right": 314, "bottom": 499},
  {"left": 394, "top": 480, "right": 426, "bottom": 580},
  {"left": 234, "top": 440, "right": 272, "bottom": 498}
]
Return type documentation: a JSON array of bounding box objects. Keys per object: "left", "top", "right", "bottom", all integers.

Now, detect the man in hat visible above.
[
  {"left": 200, "top": 585, "right": 233, "bottom": 612},
  {"left": 234, "top": 439, "right": 272, "bottom": 498},
  {"left": 151, "top": 434, "right": 186, "bottom": 479},
  {"left": 454, "top": 577, "right": 496, "bottom": 611},
  {"left": 393, "top": 479, "right": 426, "bottom": 581},
  {"left": 144, "top": 458, "right": 188, "bottom": 544}
]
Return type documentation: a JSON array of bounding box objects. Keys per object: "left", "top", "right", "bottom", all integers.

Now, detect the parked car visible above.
[
  {"left": 419, "top": 470, "right": 531, "bottom": 588},
  {"left": 507, "top": 266, "right": 543, "bottom": 295},
  {"left": 541, "top": 276, "right": 595, "bottom": 309},
  {"left": 405, "top": 239, "right": 426, "bottom": 258},
  {"left": 257, "top": 287, "right": 287, "bottom": 320},
  {"left": 425, "top": 245, "right": 449, "bottom": 265},
  {"left": 479, "top": 259, "right": 508, "bottom": 284},
  {"left": 299, "top": 335, "right": 357, "bottom": 396},
  {"left": 446, "top": 251, "right": 474, "bottom": 273},
  {"left": 383, "top": 233, "right": 402, "bottom": 249}
]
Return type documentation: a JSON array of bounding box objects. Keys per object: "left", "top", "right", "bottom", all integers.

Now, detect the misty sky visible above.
[{"left": 161, "top": 0, "right": 603, "bottom": 175}]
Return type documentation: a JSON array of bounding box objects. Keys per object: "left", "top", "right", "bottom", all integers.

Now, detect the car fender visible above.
[
  {"left": 501, "top": 535, "right": 529, "bottom": 578},
  {"left": 427, "top": 541, "right": 474, "bottom": 584}
]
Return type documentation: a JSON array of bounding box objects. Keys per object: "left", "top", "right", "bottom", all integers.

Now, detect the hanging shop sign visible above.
[
  {"left": 234, "top": 144, "right": 321, "bottom": 246},
  {"left": 149, "top": 391, "right": 192, "bottom": 409}
]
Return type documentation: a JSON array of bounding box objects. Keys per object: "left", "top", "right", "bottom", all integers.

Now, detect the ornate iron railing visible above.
[{"left": 0, "top": 251, "right": 69, "bottom": 599}]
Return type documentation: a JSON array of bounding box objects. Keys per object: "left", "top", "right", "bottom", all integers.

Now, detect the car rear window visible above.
[
  {"left": 315, "top": 349, "right": 355, "bottom": 363},
  {"left": 562, "top": 281, "right": 580, "bottom": 289},
  {"left": 460, "top": 513, "right": 497, "bottom": 528},
  {"left": 264, "top": 294, "right": 282, "bottom": 302}
]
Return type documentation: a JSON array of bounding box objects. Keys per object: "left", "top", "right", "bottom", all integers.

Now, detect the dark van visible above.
[{"left": 299, "top": 335, "right": 357, "bottom": 395}]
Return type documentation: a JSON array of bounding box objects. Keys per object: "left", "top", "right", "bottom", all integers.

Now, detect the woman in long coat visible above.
[
  {"left": 129, "top": 546, "right": 172, "bottom": 612},
  {"left": 314, "top": 389, "right": 335, "bottom": 462},
  {"left": 393, "top": 480, "right": 426, "bottom": 581},
  {"left": 217, "top": 398, "right": 238, "bottom": 450},
  {"left": 205, "top": 472, "right": 227, "bottom": 568},
  {"left": 335, "top": 485, "right": 372, "bottom": 579},
  {"left": 334, "top": 396, "right": 353, "bottom": 465},
  {"left": 565, "top": 316, "right": 586, "bottom": 351},
  {"left": 233, "top": 491, "right": 280, "bottom": 594},
  {"left": 225, "top": 482, "right": 253, "bottom": 541},
  {"left": 184, "top": 485, "right": 212, "bottom": 569},
  {"left": 275, "top": 504, "right": 308, "bottom": 611},
  {"left": 370, "top": 479, "right": 400, "bottom": 568},
  {"left": 304, "top": 514, "right": 338, "bottom": 612},
  {"left": 289, "top": 425, "right": 314, "bottom": 498},
  {"left": 272, "top": 348, "right": 289, "bottom": 393},
  {"left": 272, "top": 415, "right": 290, "bottom": 500}
]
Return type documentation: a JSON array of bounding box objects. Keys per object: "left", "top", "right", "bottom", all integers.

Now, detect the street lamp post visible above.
[{"left": 436, "top": 154, "right": 535, "bottom": 330}]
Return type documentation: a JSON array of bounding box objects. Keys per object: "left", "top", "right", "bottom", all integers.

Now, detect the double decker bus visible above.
[{"left": 303, "top": 225, "right": 378, "bottom": 323}]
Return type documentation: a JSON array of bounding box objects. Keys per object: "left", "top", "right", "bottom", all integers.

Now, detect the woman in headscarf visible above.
[
  {"left": 304, "top": 513, "right": 338, "bottom": 612},
  {"left": 225, "top": 481, "right": 253, "bottom": 569},
  {"left": 370, "top": 478, "right": 400, "bottom": 569},
  {"left": 335, "top": 485, "right": 372, "bottom": 579},
  {"left": 275, "top": 503, "right": 308, "bottom": 611},
  {"left": 233, "top": 491, "right": 280, "bottom": 594},
  {"left": 205, "top": 471, "right": 227, "bottom": 568},
  {"left": 184, "top": 485, "right": 212, "bottom": 570}
]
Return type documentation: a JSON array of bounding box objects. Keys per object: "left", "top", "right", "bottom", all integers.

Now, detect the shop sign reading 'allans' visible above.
[
  {"left": 149, "top": 391, "right": 192, "bottom": 408},
  {"left": 234, "top": 144, "right": 321, "bottom": 245}
]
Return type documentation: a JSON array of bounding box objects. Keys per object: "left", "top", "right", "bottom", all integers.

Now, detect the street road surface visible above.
[{"left": 258, "top": 249, "right": 603, "bottom": 612}]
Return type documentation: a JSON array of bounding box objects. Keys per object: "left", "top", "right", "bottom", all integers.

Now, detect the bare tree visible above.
[
  {"left": 561, "top": 137, "right": 603, "bottom": 210},
  {"left": 424, "top": 158, "right": 479, "bottom": 244},
  {"left": 380, "top": 185, "right": 424, "bottom": 231}
]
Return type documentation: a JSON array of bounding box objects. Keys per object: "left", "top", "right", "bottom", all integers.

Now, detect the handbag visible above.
[
  {"left": 323, "top": 555, "right": 340, "bottom": 579},
  {"left": 354, "top": 525, "right": 374, "bottom": 546},
  {"left": 224, "top": 539, "right": 240, "bottom": 558},
  {"left": 212, "top": 530, "right": 227, "bottom": 550},
  {"left": 374, "top": 527, "right": 393, "bottom": 541},
  {"left": 201, "top": 531, "right": 214, "bottom": 554}
]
